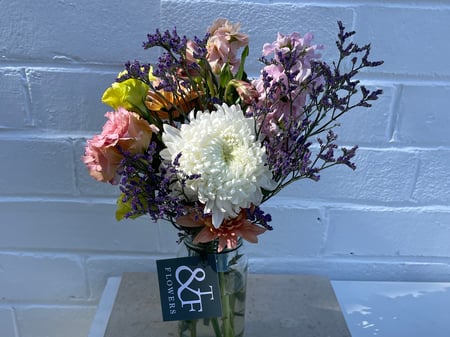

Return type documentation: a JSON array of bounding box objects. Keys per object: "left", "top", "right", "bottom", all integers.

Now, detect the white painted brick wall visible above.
[
  {"left": 396, "top": 85, "right": 450, "bottom": 145},
  {"left": 1, "top": 0, "right": 450, "bottom": 336}
]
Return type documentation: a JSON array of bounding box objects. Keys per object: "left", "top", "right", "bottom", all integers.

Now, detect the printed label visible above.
[{"left": 156, "top": 255, "right": 222, "bottom": 321}]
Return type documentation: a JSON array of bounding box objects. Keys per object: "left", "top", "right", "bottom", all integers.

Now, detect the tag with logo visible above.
[{"left": 156, "top": 255, "right": 222, "bottom": 321}]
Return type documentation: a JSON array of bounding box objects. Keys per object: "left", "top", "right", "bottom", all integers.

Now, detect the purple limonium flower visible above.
[
  {"left": 116, "top": 60, "right": 152, "bottom": 84},
  {"left": 252, "top": 23, "right": 383, "bottom": 201},
  {"left": 117, "top": 142, "right": 187, "bottom": 223},
  {"left": 262, "top": 32, "right": 321, "bottom": 81},
  {"left": 252, "top": 31, "right": 322, "bottom": 138},
  {"left": 249, "top": 31, "right": 322, "bottom": 187}
]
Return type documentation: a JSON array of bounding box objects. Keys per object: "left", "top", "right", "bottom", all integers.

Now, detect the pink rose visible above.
[{"left": 83, "top": 107, "right": 158, "bottom": 184}]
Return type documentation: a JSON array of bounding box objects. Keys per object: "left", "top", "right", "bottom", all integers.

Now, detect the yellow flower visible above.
[
  {"left": 102, "top": 79, "right": 149, "bottom": 115},
  {"left": 147, "top": 66, "right": 158, "bottom": 82}
]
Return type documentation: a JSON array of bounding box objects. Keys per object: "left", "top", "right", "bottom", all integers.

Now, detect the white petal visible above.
[{"left": 211, "top": 209, "right": 225, "bottom": 229}]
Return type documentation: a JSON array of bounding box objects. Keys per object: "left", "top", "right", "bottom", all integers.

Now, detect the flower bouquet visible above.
[{"left": 83, "top": 18, "right": 382, "bottom": 337}]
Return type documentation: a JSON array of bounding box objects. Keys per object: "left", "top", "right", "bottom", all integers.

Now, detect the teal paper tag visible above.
[{"left": 156, "top": 255, "right": 222, "bottom": 321}]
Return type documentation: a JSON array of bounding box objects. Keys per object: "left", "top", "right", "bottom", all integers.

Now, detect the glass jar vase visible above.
[{"left": 177, "top": 237, "right": 248, "bottom": 337}]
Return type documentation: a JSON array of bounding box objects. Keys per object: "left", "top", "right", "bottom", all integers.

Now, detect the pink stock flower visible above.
[
  {"left": 263, "top": 32, "right": 321, "bottom": 83},
  {"left": 83, "top": 107, "right": 158, "bottom": 184},
  {"left": 206, "top": 18, "right": 249, "bottom": 74},
  {"left": 182, "top": 39, "right": 202, "bottom": 77},
  {"left": 252, "top": 63, "right": 286, "bottom": 101},
  {"left": 252, "top": 64, "right": 307, "bottom": 136},
  {"left": 252, "top": 32, "right": 321, "bottom": 136},
  {"left": 185, "top": 39, "right": 198, "bottom": 65}
]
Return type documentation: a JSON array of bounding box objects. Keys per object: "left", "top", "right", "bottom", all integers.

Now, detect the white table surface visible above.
[{"left": 332, "top": 280, "right": 450, "bottom": 337}]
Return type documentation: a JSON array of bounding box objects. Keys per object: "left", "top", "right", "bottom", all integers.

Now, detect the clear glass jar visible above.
[{"left": 178, "top": 237, "right": 248, "bottom": 337}]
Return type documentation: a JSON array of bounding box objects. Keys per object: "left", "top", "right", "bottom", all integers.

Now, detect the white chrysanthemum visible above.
[{"left": 161, "top": 103, "right": 275, "bottom": 228}]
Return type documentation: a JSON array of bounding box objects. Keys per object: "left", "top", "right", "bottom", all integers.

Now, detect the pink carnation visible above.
[{"left": 83, "top": 107, "right": 158, "bottom": 184}]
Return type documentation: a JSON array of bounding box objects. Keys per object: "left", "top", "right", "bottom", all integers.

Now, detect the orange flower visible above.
[
  {"left": 145, "top": 80, "right": 200, "bottom": 119},
  {"left": 176, "top": 206, "right": 266, "bottom": 252}
]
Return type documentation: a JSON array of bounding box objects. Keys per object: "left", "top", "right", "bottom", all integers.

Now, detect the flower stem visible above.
[
  {"left": 219, "top": 271, "right": 234, "bottom": 337},
  {"left": 190, "top": 320, "right": 196, "bottom": 337},
  {"left": 211, "top": 317, "right": 222, "bottom": 337}
]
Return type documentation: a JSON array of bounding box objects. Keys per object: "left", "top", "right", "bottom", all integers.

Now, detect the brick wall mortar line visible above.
[
  {"left": 4, "top": 66, "right": 450, "bottom": 86},
  {"left": 3, "top": 195, "right": 450, "bottom": 211},
  {"left": 0, "top": 61, "right": 125, "bottom": 73},
  {"left": 223, "top": 0, "right": 450, "bottom": 10},
  {"left": 387, "top": 84, "right": 403, "bottom": 142},
  {"left": 18, "top": 68, "right": 33, "bottom": 128},
  {"left": 11, "top": 307, "right": 20, "bottom": 337}
]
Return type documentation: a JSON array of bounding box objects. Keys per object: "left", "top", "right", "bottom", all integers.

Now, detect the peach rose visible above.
[{"left": 83, "top": 107, "right": 158, "bottom": 184}]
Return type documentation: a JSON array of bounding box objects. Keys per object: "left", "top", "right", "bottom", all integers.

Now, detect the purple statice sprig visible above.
[
  {"left": 316, "top": 129, "right": 358, "bottom": 170},
  {"left": 115, "top": 28, "right": 214, "bottom": 128},
  {"left": 169, "top": 153, "right": 202, "bottom": 201},
  {"left": 142, "top": 28, "right": 204, "bottom": 90},
  {"left": 116, "top": 142, "right": 186, "bottom": 225},
  {"left": 142, "top": 27, "right": 189, "bottom": 92},
  {"left": 257, "top": 21, "right": 383, "bottom": 201},
  {"left": 246, "top": 206, "right": 273, "bottom": 231},
  {"left": 116, "top": 60, "right": 152, "bottom": 84},
  {"left": 117, "top": 145, "right": 204, "bottom": 231},
  {"left": 142, "top": 27, "right": 216, "bottom": 113},
  {"left": 143, "top": 27, "right": 188, "bottom": 55},
  {"left": 304, "top": 21, "right": 384, "bottom": 138}
]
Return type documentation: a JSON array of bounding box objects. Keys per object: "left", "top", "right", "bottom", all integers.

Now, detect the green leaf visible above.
[
  {"left": 235, "top": 46, "right": 249, "bottom": 80},
  {"left": 115, "top": 194, "right": 141, "bottom": 221},
  {"left": 223, "top": 84, "right": 238, "bottom": 105},
  {"left": 219, "top": 63, "right": 233, "bottom": 89}
]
